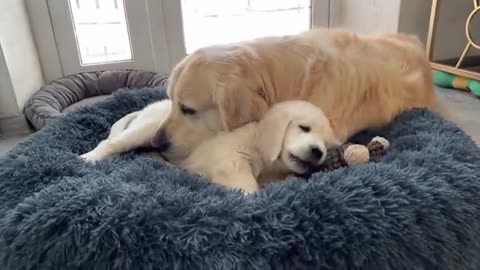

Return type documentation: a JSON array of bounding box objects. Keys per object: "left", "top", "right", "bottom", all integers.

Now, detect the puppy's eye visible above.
[
  {"left": 299, "top": 125, "right": 311, "bottom": 133},
  {"left": 180, "top": 104, "right": 196, "bottom": 115}
]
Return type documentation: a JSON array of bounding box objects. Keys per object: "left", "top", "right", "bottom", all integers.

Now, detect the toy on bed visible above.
[
  {"left": 433, "top": 70, "right": 480, "bottom": 97},
  {"left": 319, "top": 136, "right": 391, "bottom": 171}
]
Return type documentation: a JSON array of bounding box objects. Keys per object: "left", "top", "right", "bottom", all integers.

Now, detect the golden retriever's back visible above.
[{"left": 233, "top": 28, "right": 436, "bottom": 141}]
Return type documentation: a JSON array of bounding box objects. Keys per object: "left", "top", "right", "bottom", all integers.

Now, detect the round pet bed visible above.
[
  {"left": 24, "top": 70, "right": 168, "bottom": 130},
  {"left": 2, "top": 88, "right": 480, "bottom": 269}
]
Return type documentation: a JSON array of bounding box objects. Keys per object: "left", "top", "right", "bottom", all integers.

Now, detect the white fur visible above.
[{"left": 81, "top": 100, "right": 172, "bottom": 161}]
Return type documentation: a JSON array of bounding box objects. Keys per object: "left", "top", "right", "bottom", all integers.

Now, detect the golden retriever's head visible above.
[
  {"left": 151, "top": 47, "right": 269, "bottom": 163},
  {"left": 257, "top": 100, "right": 341, "bottom": 175}
]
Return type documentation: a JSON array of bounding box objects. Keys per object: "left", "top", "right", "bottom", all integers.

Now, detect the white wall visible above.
[
  {"left": 332, "top": 0, "right": 477, "bottom": 61},
  {"left": 0, "top": 0, "right": 44, "bottom": 118},
  {"left": 398, "top": 0, "right": 478, "bottom": 60},
  {"left": 331, "top": 0, "right": 401, "bottom": 34},
  {"left": 0, "top": 43, "right": 19, "bottom": 118}
]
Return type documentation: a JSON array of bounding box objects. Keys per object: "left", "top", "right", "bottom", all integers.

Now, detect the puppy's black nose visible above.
[
  {"left": 309, "top": 145, "right": 324, "bottom": 160},
  {"left": 151, "top": 130, "right": 170, "bottom": 152}
]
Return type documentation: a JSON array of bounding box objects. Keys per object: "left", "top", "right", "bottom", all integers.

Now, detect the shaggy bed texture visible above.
[{"left": 1, "top": 88, "right": 480, "bottom": 270}]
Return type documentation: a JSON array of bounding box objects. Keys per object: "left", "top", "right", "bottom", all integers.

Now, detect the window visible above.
[
  {"left": 68, "top": 0, "right": 132, "bottom": 65},
  {"left": 29, "top": 0, "right": 329, "bottom": 80},
  {"left": 181, "top": 0, "right": 312, "bottom": 53}
]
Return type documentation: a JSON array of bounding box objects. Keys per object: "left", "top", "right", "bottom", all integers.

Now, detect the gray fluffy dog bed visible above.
[
  {"left": 2, "top": 87, "right": 480, "bottom": 270},
  {"left": 24, "top": 70, "right": 168, "bottom": 130}
]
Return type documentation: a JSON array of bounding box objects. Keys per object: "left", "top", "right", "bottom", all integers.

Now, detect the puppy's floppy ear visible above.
[
  {"left": 256, "top": 108, "right": 291, "bottom": 163},
  {"left": 216, "top": 78, "right": 269, "bottom": 131}
]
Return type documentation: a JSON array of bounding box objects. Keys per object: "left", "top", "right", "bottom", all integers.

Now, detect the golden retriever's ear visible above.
[
  {"left": 167, "top": 58, "right": 187, "bottom": 97},
  {"left": 217, "top": 81, "right": 269, "bottom": 130},
  {"left": 256, "top": 108, "right": 291, "bottom": 163}
]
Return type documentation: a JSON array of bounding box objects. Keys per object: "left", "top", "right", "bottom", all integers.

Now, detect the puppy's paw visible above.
[
  {"left": 241, "top": 186, "right": 259, "bottom": 195},
  {"left": 80, "top": 151, "right": 101, "bottom": 163},
  {"left": 242, "top": 190, "right": 255, "bottom": 195}
]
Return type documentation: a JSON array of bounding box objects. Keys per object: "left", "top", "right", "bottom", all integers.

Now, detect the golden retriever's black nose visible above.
[
  {"left": 151, "top": 130, "right": 170, "bottom": 152},
  {"left": 309, "top": 145, "right": 324, "bottom": 160}
]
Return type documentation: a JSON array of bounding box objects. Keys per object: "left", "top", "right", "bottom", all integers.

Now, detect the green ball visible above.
[{"left": 467, "top": 79, "right": 480, "bottom": 97}]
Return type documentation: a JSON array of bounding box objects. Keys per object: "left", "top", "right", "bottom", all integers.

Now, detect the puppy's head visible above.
[
  {"left": 151, "top": 47, "right": 268, "bottom": 163},
  {"left": 258, "top": 101, "right": 341, "bottom": 175}
]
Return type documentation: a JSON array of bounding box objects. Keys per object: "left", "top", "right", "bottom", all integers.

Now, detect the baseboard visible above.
[
  {"left": 437, "top": 55, "right": 480, "bottom": 68},
  {"left": 0, "top": 114, "right": 34, "bottom": 137}
]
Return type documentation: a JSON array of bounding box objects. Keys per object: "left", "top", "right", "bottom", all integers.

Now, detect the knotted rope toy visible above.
[{"left": 318, "top": 136, "right": 391, "bottom": 171}]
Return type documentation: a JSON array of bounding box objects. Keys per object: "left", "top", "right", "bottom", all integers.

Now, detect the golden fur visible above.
[{"left": 152, "top": 28, "right": 437, "bottom": 163}]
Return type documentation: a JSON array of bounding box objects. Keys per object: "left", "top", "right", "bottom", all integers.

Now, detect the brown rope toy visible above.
[{"left": 318, "top": 136, "right": 391, "bottom": 171}]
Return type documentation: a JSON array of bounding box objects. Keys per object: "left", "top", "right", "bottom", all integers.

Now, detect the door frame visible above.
[
  {"left": 312, "top": 0, "right": 332, "bottom": 28},
  {"left": 26, "top": 0, "right": 176, "bottom": 81},
  {"left": 47, "top": 0, "right": 161, "bottom": 76}
]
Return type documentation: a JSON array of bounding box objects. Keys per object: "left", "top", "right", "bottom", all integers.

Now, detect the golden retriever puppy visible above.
[
  {"left": 180, "top": 100, "right": 340, "bottom": 193},
  {"left": 151, "top": 28, "right": 437, "bottom": 163},
  {"left": 81, "top": 100, "right": 171, "bottom": 162}
]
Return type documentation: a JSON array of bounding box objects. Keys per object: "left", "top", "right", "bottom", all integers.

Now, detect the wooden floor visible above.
[{"left": 1, "top": 87, "right": 479, "bottom": 156}]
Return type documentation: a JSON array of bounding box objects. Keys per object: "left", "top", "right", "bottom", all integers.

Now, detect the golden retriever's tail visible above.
[{"left": 108, "top": 112, "right": 140, "bottom": 138}]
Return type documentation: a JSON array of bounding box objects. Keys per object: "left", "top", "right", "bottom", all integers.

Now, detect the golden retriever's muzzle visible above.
[{"left": 151, "top": 129, "right": 170, "bottom": 152}]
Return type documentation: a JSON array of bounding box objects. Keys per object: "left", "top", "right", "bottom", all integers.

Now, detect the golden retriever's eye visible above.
[
  {"left": 299, "top": 125, "right": 311, "bottom": 133},
  {"left": 180, "top": 104, "right": 196, "bottom": 115}
]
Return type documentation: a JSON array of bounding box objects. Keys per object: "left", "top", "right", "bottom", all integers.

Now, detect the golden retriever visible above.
[
  {"left": 81, "top": 100, "right": 340, "bottom": 193},
  {"left": 151, "top": 28, "right": 437, "bottom": 163}
]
